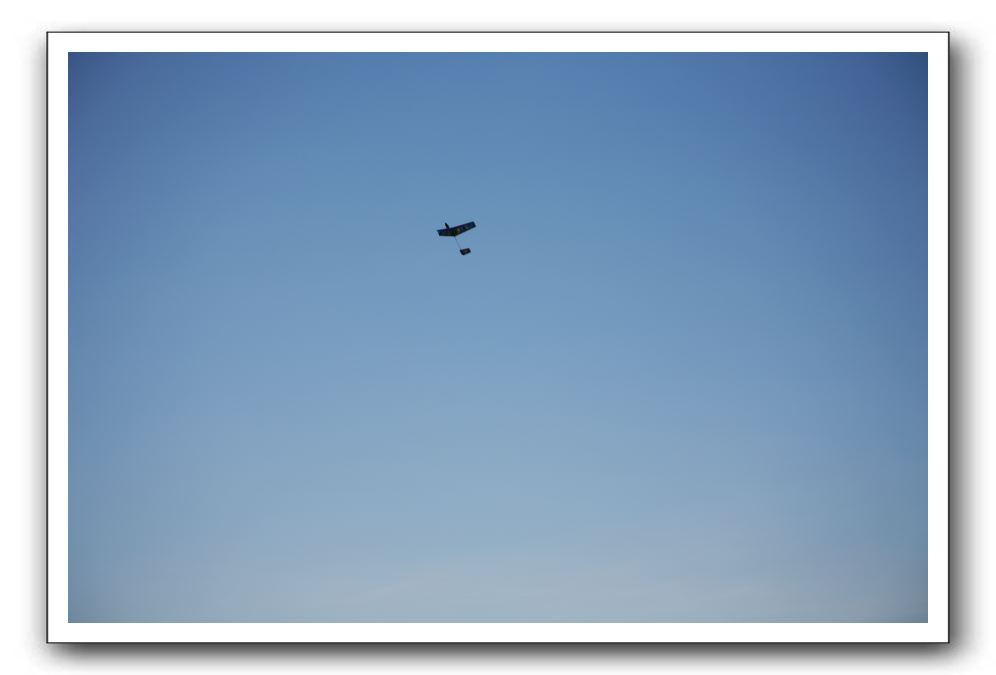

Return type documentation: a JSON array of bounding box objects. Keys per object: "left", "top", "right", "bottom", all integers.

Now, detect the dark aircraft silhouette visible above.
[{"left": 437, "top": 221, "right": 476, "bottom": 255}]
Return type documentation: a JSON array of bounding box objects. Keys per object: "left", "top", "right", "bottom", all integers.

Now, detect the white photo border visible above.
[{"left": 47, "top": 31, "right": 949, "bottom": 643}]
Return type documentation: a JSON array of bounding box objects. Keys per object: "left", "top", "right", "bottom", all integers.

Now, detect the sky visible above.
[{"left": 68, "top": 52, "right": 927, "bottom": 622}]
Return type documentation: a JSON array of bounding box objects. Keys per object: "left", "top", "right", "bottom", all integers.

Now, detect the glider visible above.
[{"left": 437, "top": 221, "right": 476, "bottom": 256}]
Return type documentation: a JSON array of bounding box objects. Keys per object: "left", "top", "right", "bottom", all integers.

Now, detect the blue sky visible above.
[{"left": 68, "top": 52, "right": 927, "bottom": 622}]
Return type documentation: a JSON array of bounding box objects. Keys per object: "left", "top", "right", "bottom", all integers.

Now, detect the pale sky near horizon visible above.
[{"left": 69, "top": 51, "right": 927, "bottom": 622}]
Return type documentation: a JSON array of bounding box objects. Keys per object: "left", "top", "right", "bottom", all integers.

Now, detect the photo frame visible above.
[{"left": 47, "top": 31, "right": 949, "bottom": 643}]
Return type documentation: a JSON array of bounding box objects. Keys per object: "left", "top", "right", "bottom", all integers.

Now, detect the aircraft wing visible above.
[{"left": 437, "top": 221, "right": 476, "bottom": 237}]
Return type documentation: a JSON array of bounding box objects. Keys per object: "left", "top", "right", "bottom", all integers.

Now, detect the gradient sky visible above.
[{"left": 68, "top": 52, "right": 927, "bottom": 622}]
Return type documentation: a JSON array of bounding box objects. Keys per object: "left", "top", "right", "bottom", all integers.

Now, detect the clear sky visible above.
[{"left": 68, "top": 52, "right": 927, "bottom": 622}]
